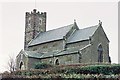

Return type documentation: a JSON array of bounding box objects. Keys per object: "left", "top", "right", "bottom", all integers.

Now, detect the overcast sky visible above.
[{"left": 0, "top": 0, "right": 118, "bottom": 72}]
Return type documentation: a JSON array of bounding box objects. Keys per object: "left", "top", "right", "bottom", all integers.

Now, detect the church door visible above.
[{"left": 98, "top": 44, "right": 103, "bottom": 63}]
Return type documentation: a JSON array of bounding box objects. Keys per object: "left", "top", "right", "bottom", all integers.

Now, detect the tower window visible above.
[
  {"left": 40, "top": 20, "right": 42, "bottom": 24},
  {"left": 39, "top": 18, "right": 42, "bottom": 25},
  {"left": 28, "top": 17, "right": 31, "bottom": 24}
]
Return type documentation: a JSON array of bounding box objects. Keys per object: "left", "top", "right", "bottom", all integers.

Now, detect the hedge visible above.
[
  {"left": 64, "top": 64, "right": 120, "bottom": 75},
  {"left": 7, "top": 64, "right": 120, "bottom": 78},
  {"left": 34, "top": 62, "right": 53, "bottom": 69}
]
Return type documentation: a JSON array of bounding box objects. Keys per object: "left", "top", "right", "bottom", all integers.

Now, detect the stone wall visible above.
[
  {"left": 41, "top": 57, "right": 54, "bottom": 64},
  {"left": 40, "top": 54, "right": 79, "bottom": 65},
  {"left": 66, "top": 40, "right": 89, "bottom": 51},
  {"left": 27, "top": 54, "right": 80, "bottom": 66},
  {"left": 56, "top": 54, "right": 80, "bottom": 65},
  {"left": 80, "top": 45, "right": 92, "bottom": 63},
  {"left": 27, "top": 58, "right": 41, "bottom": 69},
  {"left": 28, "top": 40, "right": 65, "bottom": 53}
]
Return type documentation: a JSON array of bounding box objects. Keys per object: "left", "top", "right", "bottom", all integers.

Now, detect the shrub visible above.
[
  {"left": 59, "top": 64, "right": 120, "bottom": 75},
  {"left": 34, "top": 62, "right": 53, "bottom": 69},
  {"left": 109, "top": 64, "right": 120, "bottom": 74},
  {"left": 77, "top": 64, "right": 120, "bottom": 75},
  {"left": 80, "top": 65, "right": 108, "bottom": 74},
  {"left": 5, "top": 64, "right": 120, "bottom": 79}
]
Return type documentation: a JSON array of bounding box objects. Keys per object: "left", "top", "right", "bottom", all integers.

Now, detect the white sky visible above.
[{"left": 0, "top": 0, "right": 118, "bottom": 72}]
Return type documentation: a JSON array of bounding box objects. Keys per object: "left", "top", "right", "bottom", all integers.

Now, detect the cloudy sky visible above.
[{"left": 0, "top": 0, "right": 118, "bottom": 72}]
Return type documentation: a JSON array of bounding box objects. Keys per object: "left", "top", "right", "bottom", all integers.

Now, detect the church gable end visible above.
[
  {"left": 16, "top": 50, "right": 28, "bottom": 70},
  {"left": 65, "top": 21, "right": 79, "bottom": 40},
  {"left": 90, "top": 22, "right": 110, "bottom": 63}
]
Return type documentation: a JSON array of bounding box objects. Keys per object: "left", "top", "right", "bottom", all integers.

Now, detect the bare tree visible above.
[{"left": 8, "top": 55, "right": 15, "bottom": 73}]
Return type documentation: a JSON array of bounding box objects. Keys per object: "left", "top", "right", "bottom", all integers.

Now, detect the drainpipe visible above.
[
  {"left": 79, "top": 50, "right": 82, "bottom": 63},
  {"left": 103, "top": 50, "right": 105, "bottom": 63},
  {"left": 53, "top": 53, "right": 55, "bottom": 65},
  {"left": 63, "top": 36, "right": 67, "bottom": 51},
  {"left": 89, "top": 36, "right": 92, "bottom": 64}
]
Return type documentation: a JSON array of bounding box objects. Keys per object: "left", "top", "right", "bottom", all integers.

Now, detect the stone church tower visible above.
[{"left": 24, "top": 9, "right": 46, "bottom": 49}]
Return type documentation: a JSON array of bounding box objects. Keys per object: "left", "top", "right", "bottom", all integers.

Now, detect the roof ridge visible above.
[
  {"left": 67, "top": 24, "right": 99, "bottom": 44},
  {"left": 32, "top": 23, "right": 74, "bottom": 41},
  {"left": 80, "top": 24, "right": 99, "bottom": 30},
  {"left": 45, "top": 23, "right": 74, "bottom": 33}
]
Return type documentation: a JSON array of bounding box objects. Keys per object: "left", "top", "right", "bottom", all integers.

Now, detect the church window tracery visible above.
[{"left": 98, "top": 44, "right": 103, "bottom": 63}]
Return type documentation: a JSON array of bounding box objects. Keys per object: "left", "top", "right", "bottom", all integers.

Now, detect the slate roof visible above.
[
  {"left": 67, "top": 25, "right": 98, "bottom": 43},
  {"left": 21, "top": 43, "right": 91, "bottom": 59},
  {"left": 40, "top": 51, "right": 57, "bottom": 58},
  {"left": 56, "top": 50, "right": 79, "bottom": 56},
  {"left": 23, "top": 50, "right": 79, "bottom": 59},
  {"left": 28, "top": 23, "right": 99, "bottom": 46},
  {"left": 22, "top": 50, "right": 61, "bottom": 59},
  {"left": 24, "top": 51, "right": 44, "bottom": 58},
  {"left": 28, "top": 24, "right": 74, "bottom": 46}
]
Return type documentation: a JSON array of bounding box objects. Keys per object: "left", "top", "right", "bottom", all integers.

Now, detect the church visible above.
[{"left": 16, "top": 9, "right": 111, "bottom": 70}]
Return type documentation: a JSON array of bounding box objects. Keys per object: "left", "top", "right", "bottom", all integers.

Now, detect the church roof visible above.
[
  {"left": 20, "top": 44, "right": 91, "bottom": 59},
  {"left": 28, "top": 24, "right": 74, "bottom": 46},
  {"left": 67, "top": 25, "right": 99, "bottom": 43},
  {"left": 24, "top": 50, "right": 79, "bottom": 59},
  {"left": 24, "top": 51, "right": 44, "bottom": 58},
  {"left": 28, "top": 22, "right": 99, "bottom": 46}
]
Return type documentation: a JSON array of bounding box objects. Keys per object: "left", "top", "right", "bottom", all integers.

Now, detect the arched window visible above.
[
  {"left": 39, "top": 18, "right": 42, "bottom": 25},
  {"left": 19, "top": 62, "right": 25, "bottom": 70},
  {"left": 98, "top": 44, "right": 103, "bottom": 63},
  {"left": 55, "top": 59, "right": 59, "bottom": 65}
]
